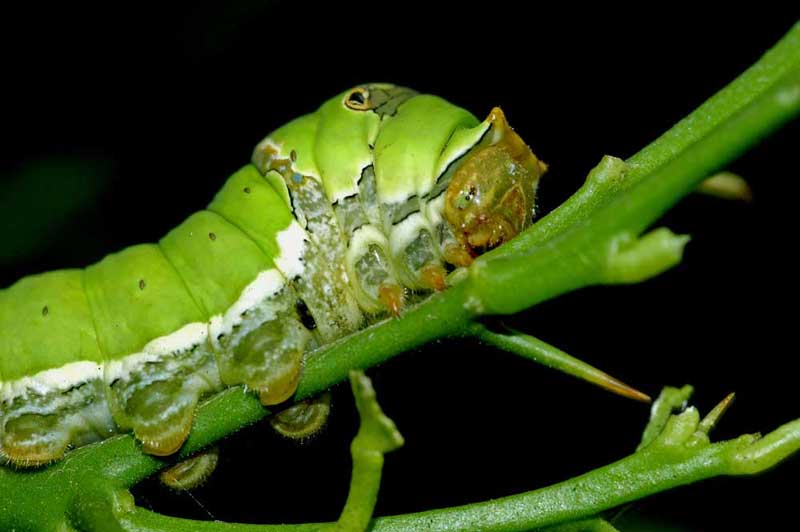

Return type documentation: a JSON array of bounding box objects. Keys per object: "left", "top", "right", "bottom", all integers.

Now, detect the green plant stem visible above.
[
  {"left": 48, "top": 11, "right": 800, "bottom": 491},
  {"left": 1, "top": 21, "right": 799, "bottom": 532},
  {"left": 357, "top": 442, "right": 732, "bottom": 532},
  {"left": 501, "top": 20, "right": 800, "bottom": 256},
  {"left": 638, "top": 386, "right": 694, "bottom": 450},
  {"left": 302, "top": 47, "right": 800, "bottom": 398},
  {"left": 297, "top": 282, "right": 473, "bottom": 400},
  {"left": 113, "top": 413, "right": 800, "bottom": 532},
  {"left": 305, "top": 20, "right": 800, "bottom": 398},
  {"left": 109, "top": 389, "right": 800, "bottom": 532},
  {"left": 332, "top": 371, "right": 403, "bottom": 532},
  {"left": 468, "top": 65, "right": 800, "bottom": 315}
]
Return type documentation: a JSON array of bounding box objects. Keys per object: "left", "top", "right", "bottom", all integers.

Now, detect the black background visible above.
[{"left": 1, "top": 3, "right": 799, "bottom": 531}]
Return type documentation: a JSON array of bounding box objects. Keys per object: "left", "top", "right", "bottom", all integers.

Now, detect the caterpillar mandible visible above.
[{"left": 0, "top": 84, "right": 546, "bottom": 467}]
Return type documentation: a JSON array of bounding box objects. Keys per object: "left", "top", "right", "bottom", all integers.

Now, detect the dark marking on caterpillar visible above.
[
  {"left": 345, "top": 87, "right": 369, "bottom": 110},
  {"left": 296, "top": 299, "right": 317, "bottom": 331},
  {"left": 0, "top": 83, "right": 546, "bottom": 469}
]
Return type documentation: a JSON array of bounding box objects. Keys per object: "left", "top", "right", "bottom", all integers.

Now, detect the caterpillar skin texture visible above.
[{"left": 0, "top": 84, "right": 546, "bottom": 467}]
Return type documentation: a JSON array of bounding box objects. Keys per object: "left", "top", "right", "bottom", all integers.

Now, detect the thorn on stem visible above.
[
  {"left": 698, "top": 392, "right": 736, "bottom": 434},
  {"left": 594, "top": 373, "right": 652, "bottom": 404}
]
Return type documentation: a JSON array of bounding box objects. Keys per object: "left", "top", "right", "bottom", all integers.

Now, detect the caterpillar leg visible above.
[
  {"left": 121, "top": 377, "right": 206, "bottom": 456},
  {"left": 160, "top": 447, "right": 219, "bottom": 490},
  {"left": 378, "top": 282, "right": 404, "bottom": 317},
  {"left": 390, "top": 213, "right": 445, "bottom": 291},
  {"left": 419, "top": 263, "right": 447, "bottom": 291},
  {"left": 213, "top": 283, "right": 312, "bottom": 406},
  {"left": 442, "top": 242, "right": 474, "bottom": 268},
  {"left": 228, "top": 318, "right": 307, "bottom": 406},
  {"left": 221, "top": 319, "right": 308, "bottom": 406},
  {"left": 0, "top": 379, "right": 115, "bottom": 467},
  {"left": 1, "top": 413, "right": 70, "bottom": 466},
  {"left": 346, "top": 225, "right": 406, "bottom": 316},
  {"left": 107, "top": 344, "right": 221, "bottom": 456},
  {"left": 271, "top": 392, "right": 332, "bottom": 440}
]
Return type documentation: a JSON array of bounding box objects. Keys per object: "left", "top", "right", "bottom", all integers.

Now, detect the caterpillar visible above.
[{"left": 0, "top": 83, "right": 546, "bottom": 467}]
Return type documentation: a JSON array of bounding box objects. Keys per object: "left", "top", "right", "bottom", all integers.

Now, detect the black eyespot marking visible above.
[
  {"left": 349, "top": 91, "right": 365, "bottom": 104},
  {"left": 42, "top": 305, "right": 49, "bottom": 317},
  {"left": 209, "top": 232, "right": 217, "bottom": 241},
  {"left": 139, "top": 279, "right": 146, "bottom": 290},
  {"left": 290, "top": 150, "right": 297, "bottom": 162},
  {"left": 345, "top": 88, "right": 370, "bottom": 110},
  {"left": 243, "top": 187, "right": 251, "bottom": 194}
]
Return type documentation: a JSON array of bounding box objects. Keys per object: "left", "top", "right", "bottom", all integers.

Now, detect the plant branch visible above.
[
  {"left": 500, "top": 20, "right": 800, "bottom": 256},
  {"left": 1, "top": 20, "right": 798, "bottom": 532},
  {"left": 114, "top": 391, "right": 800, "bottom": 531},
  {"left": 332, "top": 371, "right": 403, "bottom": 532},
  {"left": 466, "top": 64, "right": 800, "bottom": 315},
  {"left": 638, "top": 385, "right": 694, "bottom": 450}
]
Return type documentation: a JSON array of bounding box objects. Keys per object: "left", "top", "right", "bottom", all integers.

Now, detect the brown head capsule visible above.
[{"left": 443, "top": 108, "right": 547, "bottom": 266}]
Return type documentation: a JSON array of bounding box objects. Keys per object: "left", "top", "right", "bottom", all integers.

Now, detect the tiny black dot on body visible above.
[
  {"left": 209, "top": 232, "right": 217, "bottom": 241},
  {"left": 139, "top": 279, "right": 146, "bottom": 290},
  {"left": 42, "top": 305, "right": 49, "bottom": 317},
  {"left": 296, "top": 300, "right": 317, "bottom": 330},
  {"left": 243, "top": 187, "right": 251, "bottom": 194},
  {"left": 290, "top": 150, "right": 297, "bottom": 162}
]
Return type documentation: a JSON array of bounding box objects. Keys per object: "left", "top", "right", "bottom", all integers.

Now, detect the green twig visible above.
[
  {"left": 113, "top": 394, "right": 800, "bottom": 531},
  {"left": 332, "top": 371, "right": 404, "bottom": 532},
  {"left": 466, "top": 63, "right": 800, "bottom": 316},
  {"left": 601, "top": 228, "right": 690, "bottom": 285},
  {"left": 638, "top": 386, "right": 694, "bottom": 451}
]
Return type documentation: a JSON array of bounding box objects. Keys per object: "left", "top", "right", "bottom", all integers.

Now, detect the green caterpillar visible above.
[{"left": 0, "top": 84, "right": 546, "bottom": 467}]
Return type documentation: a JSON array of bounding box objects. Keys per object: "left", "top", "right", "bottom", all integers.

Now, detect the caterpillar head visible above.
[{"left": 443, "top": 108, "right": 547, "bottom": 266}]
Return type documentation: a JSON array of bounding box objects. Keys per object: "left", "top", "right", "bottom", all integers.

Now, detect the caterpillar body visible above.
[{"left": 0, "top": 84, "right": 546, "bottom": 467}]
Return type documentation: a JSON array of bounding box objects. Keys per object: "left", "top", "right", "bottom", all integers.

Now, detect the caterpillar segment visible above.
[
  {"left": 0, "top": 270, "right": 114, "bottom": 466},
  {"left": 0, "top": 83, "right": 546, "bottom": 467},
  {"left": 254, "top": 84, "right": 545, "bottom": 315}
]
